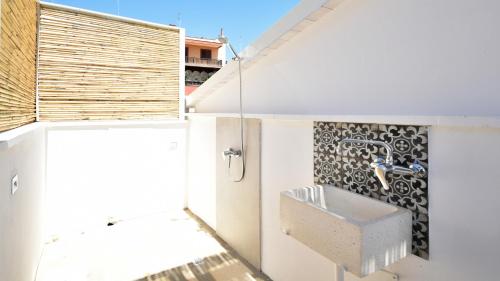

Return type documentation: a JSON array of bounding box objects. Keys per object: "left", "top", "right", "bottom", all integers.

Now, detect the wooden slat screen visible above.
[
  {"left": 38, "top": 6, "right": 180, "bottom": 121},
  {"left": 0, "top": 0, "right": 38, "bottom": 132}
]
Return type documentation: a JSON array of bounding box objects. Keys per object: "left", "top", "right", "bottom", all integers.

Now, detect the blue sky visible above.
[{"left": 46, "top": 0, "right": 300, "bottom": 53}]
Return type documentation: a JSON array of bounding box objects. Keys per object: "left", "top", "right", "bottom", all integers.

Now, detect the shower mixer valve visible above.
[
  {"left": 222, "top": 148, "right": 241, "bottom": 159},
  {"left": 337, "top": 138, "right": 426, "bottom": 191},
  {"left": 222, "top": 147, "right": 242, "bottom": 171}
]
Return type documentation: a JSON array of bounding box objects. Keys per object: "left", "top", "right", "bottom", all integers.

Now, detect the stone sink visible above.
[{"left": 280, "top": 185, "right": 412, "bottom": 277}]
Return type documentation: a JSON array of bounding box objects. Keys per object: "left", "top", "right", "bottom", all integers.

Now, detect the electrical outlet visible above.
[
  {"left": 169, "top": 141, "right": 178, "bottom": 151},
  {"left": 11, "top": 175, "right": 19, "bottom": 195}
]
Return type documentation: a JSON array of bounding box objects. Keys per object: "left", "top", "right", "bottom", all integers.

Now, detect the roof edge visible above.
[
  {"left": 186, "top": 36, "right": 221, "bottom": 43},
  {"left": 39, "top": 1, "right": 183, "bottom": 32},
  {"left": 187, "top": 0, "right": 346, "bottom": 107}
]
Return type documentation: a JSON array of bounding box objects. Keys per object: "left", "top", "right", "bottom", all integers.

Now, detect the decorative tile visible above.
[
  {"left": 342, "top": 157, "right": 380, "bottom": 198},
  {"left": 340, "top": 123, "right": 379, "bottom": 160},
  {"left": 412, "top": 212, "right": 429, "bottom": 260},
  {"left": 380, "top": 174, "right": 428, "bottom": 214},
  {"left": 379, "top": 125, "right": 428, "bottom": 167},
  {"left": 314, "top": 153, "right": 342, "bottom": 185},
  {"left": 314, "top": 122, "right": 343, "bottom": 186},
  {"left": 313, "top": 121, "right": 429, "bottom": 259}
]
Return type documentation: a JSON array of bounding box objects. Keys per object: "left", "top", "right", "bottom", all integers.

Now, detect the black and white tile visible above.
[{"left": 314, "top": 121, "right": 429, "bottom": 259}]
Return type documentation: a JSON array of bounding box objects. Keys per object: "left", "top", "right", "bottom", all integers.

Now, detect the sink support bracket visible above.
[
  {"left": 335, "top": 264, "right": 346, "bottom": 281},
  {"left": 333, "top": 266, "right": 398, "bottom": 281}
]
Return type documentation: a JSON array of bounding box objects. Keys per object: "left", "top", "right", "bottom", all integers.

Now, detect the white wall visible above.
[
  {"left": 261, "top": 119, "right": 340, "bottom": 280},
  {"left": 216, "top": 118, "right": 261, "bottom": 269},
  {"left": 195, "top": 0, "right": 500, "bottom": 116},
  {"left": 218, "top": 44, "right": 227, "bottom": 65},
  {"left": 0, "top": 127, "right": 46, "bottom": 281},
  {"left": 45, "top": 124, "right": 186, "bottom": 238},
  {"left": 257, "top": 119, "right": 500, "bottom": 281},
  {"left": 186, "top": 117, "right": 217, "bottom": 228},
  {"left": 186, "top": 0, "right": 500, "bottom": 280},
  {"left": 188, "top": 116, "right": 500, "bottom": 281}
]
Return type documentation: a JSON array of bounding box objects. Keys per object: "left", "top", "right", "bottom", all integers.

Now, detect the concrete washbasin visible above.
[{"left": 280, "top": 185, "right": 412, "bottom": 277}]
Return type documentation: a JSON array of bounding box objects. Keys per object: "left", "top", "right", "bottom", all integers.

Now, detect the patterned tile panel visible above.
[{"left": 313, "top": 121, "right": 429, "bottom": 259}]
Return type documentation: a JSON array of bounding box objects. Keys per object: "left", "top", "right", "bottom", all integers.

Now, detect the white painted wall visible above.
[
  {"left": 260, "top": 119, "right": 339, "bottom": 280},
  {"left": 0, "top": 127, "right": 46, "bottom": 281},
  {"left": 45, "top": 124, "right": 186, "bottom": 238},
  {"left": 195, "top": 0, "right": 500, "bottom": 116},
  {"left": 260, "top": 119, "right": 500, "bottom": 281},
  {"left": 187, "top": 117, "right": 500, "bottom": 281},
  {"left": 185, "top": 0, "right": 500, "bottom": 280},
  {"left": 216, "top": 118, "right": 261, "bottom": 269},
  {"left": 218, "top": 44, "right": 227, "bottom": 65},
  {"left": 186, "top": 117, "right": 217, "bottom": 228}
]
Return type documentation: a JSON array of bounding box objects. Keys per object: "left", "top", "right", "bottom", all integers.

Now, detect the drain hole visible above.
[{"left": 107, "top": 217, "right": 118, "bottom": 227}]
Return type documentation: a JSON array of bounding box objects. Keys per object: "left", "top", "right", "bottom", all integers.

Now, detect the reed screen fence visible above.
[
  {"left": 37, "top": 6, "right": 180, "bottom": 121},
  {"left": 0, "top": 0, "right": 38, "bottom": 132}
]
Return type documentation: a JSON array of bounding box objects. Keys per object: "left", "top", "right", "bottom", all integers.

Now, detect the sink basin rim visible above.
[{"left": 281, "top": 184, "right": 411, "bottom": 226}]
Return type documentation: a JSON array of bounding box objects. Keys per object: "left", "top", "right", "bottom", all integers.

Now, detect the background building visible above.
[{"left": 185, "top": 36, "right": 226, "bottom": 96}]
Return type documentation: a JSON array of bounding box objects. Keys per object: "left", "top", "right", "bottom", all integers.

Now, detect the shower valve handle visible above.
[
  {"left": 223, "top": 148, "right": 241, "bottom": 158},
  {"left": 223, "top": 148, "right": 242, "bottom": 170}
]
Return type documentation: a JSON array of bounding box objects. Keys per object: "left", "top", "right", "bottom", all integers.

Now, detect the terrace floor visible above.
[{"left": 36, "top": 210, "right": 269, "bottom": 281}]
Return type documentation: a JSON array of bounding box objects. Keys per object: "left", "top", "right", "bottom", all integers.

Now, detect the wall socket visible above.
[
  {"left": 11, "top": 175, "right": 19, "bottom": 195},
  {"left": 168, "top": 141, "right": 178, "bottom": 151}
]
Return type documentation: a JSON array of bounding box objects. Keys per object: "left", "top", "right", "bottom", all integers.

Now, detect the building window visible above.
[
  {"left": 185, "top": 47, "right": 189, "bottom": 57},
  {"left": 200, "top": 49, "right": 212, "bottom": 60}
]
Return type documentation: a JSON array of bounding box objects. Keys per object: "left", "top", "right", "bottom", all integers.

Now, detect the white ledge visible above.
[
  {"left": 0, "top": 120, "right": 187, "bottom": 150},
  {"left": 44, "top": 120, "right": 187, "bottom": 130},
  {"left": 0, "top": 123, "right": 46, "bottom": 150},
  {"left": 186, "top": 113, "right": 500, "bottom": 128}
]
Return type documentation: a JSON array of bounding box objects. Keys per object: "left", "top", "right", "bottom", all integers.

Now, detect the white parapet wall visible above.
[
  {"left": 0, "top": 120, "right": 189, "bottom": 280},
  {"left": 44, "top": 121, "right": 187, "bottom": 239},
  {"left": 186, "top": 116, "right": 217, "bottom": 229},
  {"left": 0, "top": 125, "right": 46, "bottom": 281}
]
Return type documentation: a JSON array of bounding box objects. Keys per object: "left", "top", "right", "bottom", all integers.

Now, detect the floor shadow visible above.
[
  {"left": 135, "top": 209, "right": 271, "bottom": 281},
  {"left": 136, "top": 253, "right": 240, "bottom": 281}
]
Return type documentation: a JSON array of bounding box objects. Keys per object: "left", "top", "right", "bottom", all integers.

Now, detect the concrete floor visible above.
[{"left": 36, "top": 210, "right": 269, "bottom": 281}]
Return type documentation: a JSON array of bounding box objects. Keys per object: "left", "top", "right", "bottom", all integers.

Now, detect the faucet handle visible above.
[
  {"left": 371, "top": 157, "right": 386, "bottom": 165},
  {"left": 409, "top": 160, "right": 427, "bottom": 178},
  {"left": 370, "top": 157, "right": 391, "bottom": 191}
]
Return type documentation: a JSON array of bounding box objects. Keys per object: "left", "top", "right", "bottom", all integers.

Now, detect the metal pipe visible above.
[
  {"left": 219, "top": 32, "right": 245, "bottom": 182},
  {"left": 337, "top": 138, "right": 394, "bottom": 165}
]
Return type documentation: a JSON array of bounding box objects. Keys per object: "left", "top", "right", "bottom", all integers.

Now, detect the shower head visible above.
[
  {"left": 218, "top": 34, "right": 229, "bottom": 44},
  {"left": 218, "top": 29, "right": 240, "bottom": 60}
]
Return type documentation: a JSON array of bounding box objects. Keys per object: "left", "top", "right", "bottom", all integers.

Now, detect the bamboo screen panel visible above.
[
  {"left": 37, "top": 6, "right": 180, "bottom": 121},
  {"left": 0, "top": 0, "right": 38, "bottom": 132}
]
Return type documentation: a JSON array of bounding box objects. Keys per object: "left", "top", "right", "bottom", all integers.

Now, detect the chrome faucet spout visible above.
[
  {"left": 370, "top": 158, "right": 391, "bottom": 190},
  {"left": 337, "top": 138, "right": 393, "bottom": 165},
  {"left": 337, "top": 138, "right": 426, "bottom": 191}
]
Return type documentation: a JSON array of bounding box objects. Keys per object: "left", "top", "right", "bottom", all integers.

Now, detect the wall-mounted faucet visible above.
[
  {"left": 223, "top": 148, "right": 241, "bottom": 159},
  {"left": 336, "top": 138, "right": 426, "bottom": 190},
  {"left": 222, "top": 147, "right": 242, "bottom": 169}
]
